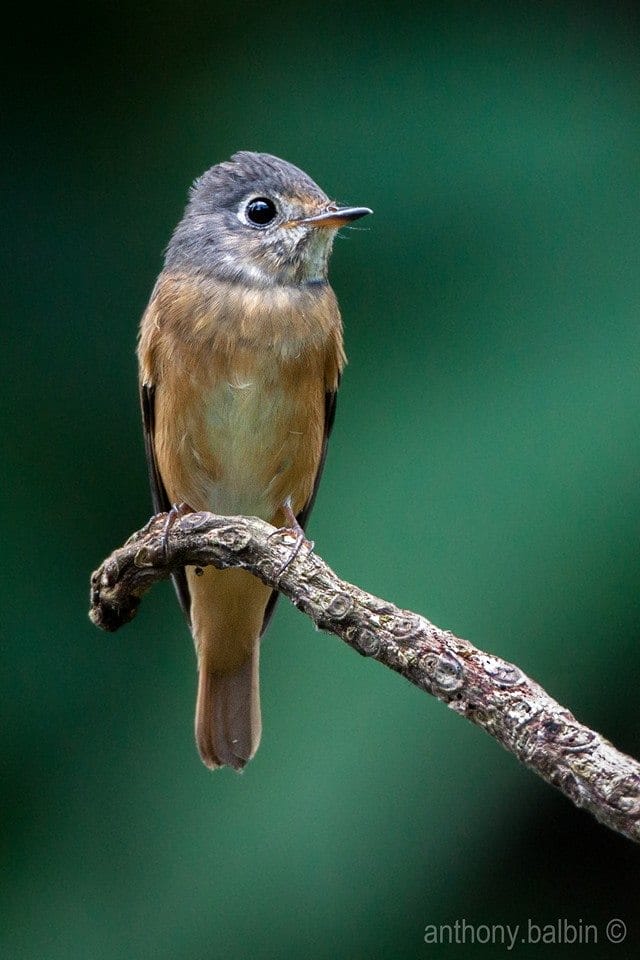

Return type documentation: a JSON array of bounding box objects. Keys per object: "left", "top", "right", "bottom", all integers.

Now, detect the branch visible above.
[{"left": 90, "top": 511, "right": 640, "bottom": 844}]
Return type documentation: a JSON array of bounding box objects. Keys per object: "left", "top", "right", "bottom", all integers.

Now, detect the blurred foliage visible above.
[{"left": 3, "top": 2, "right": 639, "bottom": 958}]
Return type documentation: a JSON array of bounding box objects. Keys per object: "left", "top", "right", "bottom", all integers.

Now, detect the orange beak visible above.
[{"left": 295, "top": 206, "right": 373, "bottom": 229}]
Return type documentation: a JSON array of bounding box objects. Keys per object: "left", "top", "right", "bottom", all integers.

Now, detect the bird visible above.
[{"left": 137, "top": 151, "right": 371, "bottom": 770}]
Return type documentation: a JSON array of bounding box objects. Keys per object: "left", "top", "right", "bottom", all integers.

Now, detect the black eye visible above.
[{"left": 245, "top": 197, "right": 277, "bottom": 226}]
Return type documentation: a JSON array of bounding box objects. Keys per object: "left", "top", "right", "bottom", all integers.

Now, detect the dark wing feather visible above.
[
  {"left": 260, "top": 381, "right": 340, "bottom": 637},
  {"left": 296, "top": 385, "right": 339, "bottom": 531},
  {"left": 140, "top": 382, "right": 192, "bottom": 624}
]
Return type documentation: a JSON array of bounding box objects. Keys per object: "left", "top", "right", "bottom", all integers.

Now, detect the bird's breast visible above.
[{"left": 141, "top": 274, "right": 344, "bottom": 523}]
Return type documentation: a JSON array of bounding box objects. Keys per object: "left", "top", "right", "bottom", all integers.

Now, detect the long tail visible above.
[
  {"left": 187, "top": 565, "right": 270, "bottom": 770},
  {"left": 195, "top": 643, "right": 261, "bottom": 770}
]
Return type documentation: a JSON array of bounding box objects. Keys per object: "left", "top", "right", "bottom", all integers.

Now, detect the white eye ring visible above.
[{"left": 238, "top": 196, "right": 279, "bottom": 228}]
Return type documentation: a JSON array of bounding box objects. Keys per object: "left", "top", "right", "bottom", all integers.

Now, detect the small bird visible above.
[{"left": 138, "top": 151, "right": 371, "bottom": 770}]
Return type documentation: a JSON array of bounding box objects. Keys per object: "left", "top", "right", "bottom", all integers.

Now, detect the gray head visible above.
[{"left": 164, "top": 151, "right": 371, "bottom": 286}]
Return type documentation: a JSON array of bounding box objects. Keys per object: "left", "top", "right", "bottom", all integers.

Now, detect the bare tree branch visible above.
[{"left": 90, "top": 511, "right": 640, "bottom": 844}]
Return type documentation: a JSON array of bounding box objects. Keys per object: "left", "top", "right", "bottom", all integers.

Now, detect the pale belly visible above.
[
  {"left": 203, "top": 377, "right": 296, "bottom": 518},
  {"left": 165, "top": 352, "right": 325, "bottom": 523}
]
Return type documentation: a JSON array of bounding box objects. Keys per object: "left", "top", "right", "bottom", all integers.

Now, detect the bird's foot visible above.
[
  {"left": 268, "top": 497, "right": 314, "bottom": 576},
  {"left": 161, "top": 502, "right": 194, "bottom": 559}
]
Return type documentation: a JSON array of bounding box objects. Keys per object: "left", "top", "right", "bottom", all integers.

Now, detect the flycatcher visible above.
[{"left": 137, "top": 151, "right": 371, "bottom": 770}]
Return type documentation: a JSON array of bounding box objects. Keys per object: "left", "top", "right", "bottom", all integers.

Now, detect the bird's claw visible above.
[
  {"left": 268, "top": 499, "right": 314, "bottom": 576},
  {"left": 162, "top": 502, "right": 194, "bottom": 559}
]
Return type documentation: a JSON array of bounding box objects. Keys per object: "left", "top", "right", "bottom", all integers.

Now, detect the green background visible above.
[{"left": 3, "top": 2, "right": 639, "bottom": 958}]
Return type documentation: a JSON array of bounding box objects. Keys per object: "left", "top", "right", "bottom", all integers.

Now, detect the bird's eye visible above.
[{"left": 245, "top": 197, "right": 278, "bottom": 226}]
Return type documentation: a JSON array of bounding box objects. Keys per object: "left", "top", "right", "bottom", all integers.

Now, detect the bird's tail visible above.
[{"left": 195, "top": 644, "right": 261, "bottom": 771}]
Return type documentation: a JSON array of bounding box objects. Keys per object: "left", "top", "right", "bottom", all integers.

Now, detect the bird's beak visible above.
[{"left": 295, "top": 206, "right": 373, "bottom": 229}]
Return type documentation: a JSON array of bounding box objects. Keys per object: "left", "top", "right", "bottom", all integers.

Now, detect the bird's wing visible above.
[
  {"left": 140, "top": 381, "right": 192, "bottom": 624},
  {"left": 259, "top": 380, "right": 340, "bottom": 637},
  {"left": 296, "top": 383, "right": 339, "bottom": 530}
]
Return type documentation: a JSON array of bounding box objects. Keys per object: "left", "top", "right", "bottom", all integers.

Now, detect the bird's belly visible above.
[
  {"left": 195, "top": 360, "right": 322, "bottom": 522},
  {"left": 203, "top": 380, "right": 288, "bottom": 517}
]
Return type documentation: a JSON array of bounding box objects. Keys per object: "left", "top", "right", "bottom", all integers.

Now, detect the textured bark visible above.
[{"left": 90, "top": 511, "right": 640, "bottom": 844}]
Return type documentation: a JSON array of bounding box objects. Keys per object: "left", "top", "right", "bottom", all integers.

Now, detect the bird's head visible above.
[{"left": 164, "top": 151, "right": 372, "bottom": 286}]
